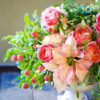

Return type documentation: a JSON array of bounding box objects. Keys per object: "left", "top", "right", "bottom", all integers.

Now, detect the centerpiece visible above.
[{"left": 2, "top": 0, "right": 100, "bottom": 100}]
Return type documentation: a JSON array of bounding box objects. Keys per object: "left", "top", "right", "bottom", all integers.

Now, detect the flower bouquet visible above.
[{"left": 2, "top": 0, "right": 100, "bottom": 100}]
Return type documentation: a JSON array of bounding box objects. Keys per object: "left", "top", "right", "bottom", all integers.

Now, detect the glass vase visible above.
[{"left": 57, "top": 83, "right": 98, "bottom": 100}]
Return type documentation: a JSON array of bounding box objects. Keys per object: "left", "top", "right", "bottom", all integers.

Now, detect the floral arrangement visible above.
[{"left": 2, "top": 0, "right": 100, "bottom": 99}]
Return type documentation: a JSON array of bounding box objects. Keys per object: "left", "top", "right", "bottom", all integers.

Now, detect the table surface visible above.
[{"left": 0, "top": 72, "right": 99, "bottom": 100}]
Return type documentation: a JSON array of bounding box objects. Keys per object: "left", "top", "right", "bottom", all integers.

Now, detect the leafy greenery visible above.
[{"left": 2, "top": 11, "right": 51, "bottom": 89}]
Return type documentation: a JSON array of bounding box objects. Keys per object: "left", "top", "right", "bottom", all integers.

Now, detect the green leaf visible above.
[
  {"left": 33, "top": 60, "right": 43, "bottom": 69},
  {"left": 52, "top": 4, "right": 59, "bottom": 7},
  {"left": 28, "top": 80, "right": 31, "bottom": 85},
  {"left": 3, "top": 48, "right": 12, "bottom": 62},
  {"left": 67, "top": 0, "right": 76, "bottom": 3},
  {"left": 67, "top": 84, "right": 72, "bottom": 88},
  {"left": 91, "top": 91, "right": 97, "bottom": 100},
  {"left": 76, "top": 90, "right": 79, "bottom": 98},
  {"left": 1, "top": 35, "right": 13, "bottom": 41},
  {"left": 33, "top": 10, "right": 37, "bottom": 18},
  {"left": 19, "top": 78, "right": 26, "bottom": 88},
  {"left": 24, "top": 13, "right": 31, "bottom": 25},
  {"left": 81, "top": 19, "right": 86, "bottom": 28},
  {"left": 15, "top": 75, "right": 21, "bottom": 81},
  {"left": 59, "top": 23, "right": 65, "bottom": 34}
]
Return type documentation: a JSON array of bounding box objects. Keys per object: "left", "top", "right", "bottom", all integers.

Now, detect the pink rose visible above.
[
  {"left": 41, "top": 7, "right": 60, "bottom": 28},
  {"left": 37, "top": 44, "right": 54, "bottom": 62},
  {"left": 73, "top": 24, "right": 92, "bottom": 45},
  {"left": 94, "top": 13, "right": 100, "bottom": 33}
]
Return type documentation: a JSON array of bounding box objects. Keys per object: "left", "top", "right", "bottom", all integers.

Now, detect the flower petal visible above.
[
  {"left": 65, "top": 67, "right": 78, "bottom": 85},
  {"left": 58, "top": 65, "right": 78, "bottom": 86},
  {"left": 52, "top": 48, "right": 66, "bottom": 65},
  {"left": 53, "top": 69, "right": 66, "bottom": 93},
  {"left": 76, "top": 61, "right": 89, "bottom": 82},
  {"left": 42, "top": 60, "right": 58, "bottom": 72},
  {"left": 65, "top": 33, "right": 77, "bottom": 57},
  {"left": 42, "top": 34, "right": 63, "bottom": 46}
]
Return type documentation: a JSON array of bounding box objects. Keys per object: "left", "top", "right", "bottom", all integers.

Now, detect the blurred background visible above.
[{"left": 0, "top": 0, "right": 95, "bottom": 100}]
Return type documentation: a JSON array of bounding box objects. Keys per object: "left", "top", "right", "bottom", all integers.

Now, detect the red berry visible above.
[
  {"left": 17, "top": 55, "right": 23, "bottom": 61},
  {"left": 48, "top": 28, "right": 52, "bottom": 32},
  {"left": 31, "top": 77, "right": 37, "bottom": 83},
  {"left": 12, "top": 55, "right": 17, "bottom": 61},
  {"left": 38, "top": 65, "right": 45, "bottom": 71},
  {"left": 22, "top": 83, "right": 29, "bottom": 89},
  {"left": 44, "top": 75, "right": 50, "bottom": 81},
  {"left": 33, "top": 44, "right": 37, "bottom": 48},
  {"left": 31, "top": 31, "right": 38, "bottom": 37},
  {"left": 35, "top": 36, "right": 39, "bottom": 40},
  {"left": 54, "top": 29, "right": 58, "bottom": 33},
  {"left": 24, "top": 69, "right": 30, "bottom": 76}
]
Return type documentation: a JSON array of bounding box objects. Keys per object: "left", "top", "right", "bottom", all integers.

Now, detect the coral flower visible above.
[
  {"left": 84, "top": 41, "right": 100, "bottom": 63},
  {"left": 74, "top": 24, "right": 92, "bottom": 45},
  {"left": 43, "top": 34, "right": 93, "bottom": 93}
]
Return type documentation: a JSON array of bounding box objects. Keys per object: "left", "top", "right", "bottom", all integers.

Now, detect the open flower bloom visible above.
[
  {"left": 43, "top": 34, "right": 93, "bottom": 93},
  {"left": 74, "top": 24, "right": 92, "bottom": 45},
  {"left": 41, "top": 6, "right": 60, "bottom": 28},
  {"left": 42, "top": 34, "right": 63, "bottom": 46},
  {"left": 84, "top": 41, "right": 100, "bottom": 63}
]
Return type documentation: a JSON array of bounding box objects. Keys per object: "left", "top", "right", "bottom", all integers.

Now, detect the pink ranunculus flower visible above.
[
  {"left": 41, "top": 6, "right": 60, "bottom": 28},
  {"left": 43, "top": 34, "right": 93, "bottom": 92},
  {"left": 37, "top": 44, "right": 54, "bottom": 62},
  {"left": 73, "top": 24, "right": 92, "bottom": 45},
  {"left": 42, "top": 34, "right": 63, "bottom": 46},
  {"left": 94, "top": 13, "right": 100, "bottom": 33}
]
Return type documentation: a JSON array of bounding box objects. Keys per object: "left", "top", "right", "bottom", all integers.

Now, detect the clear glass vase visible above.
[{"left": 57, "top": 83, "right": 98, "bottom": 100}]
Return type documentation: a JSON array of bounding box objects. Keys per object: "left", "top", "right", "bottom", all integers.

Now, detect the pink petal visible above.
[
  {"left": 52, "top": 48, "right": 66, "bottom": 65},
  {"left": 59, "top": 44, "right": 70, "bottom": 57},
  {"left": 65, "top": 67, "right": 78, "bottom": 85},
  {"left": 58, "top": 65, "right": 78, "bottom": 86},
  {"left": 65, "top": 33, "right": 78, "bottom": 57},
  {"left": 53, "top": 69, "right": 66, "bottom": 93},
  {"left": 58, "top": 64, "right": 69, "bottom": 82},
  {"left": 76, "top": 61, "right": 89, "bottom": 82},
  {"left": 42, "top": 60, "right": 58, "bottom": 72}
]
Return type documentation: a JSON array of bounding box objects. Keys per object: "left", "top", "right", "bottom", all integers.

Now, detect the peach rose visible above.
[{"left": 42, "top": 34, "right": 63, "bottom": 46}]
